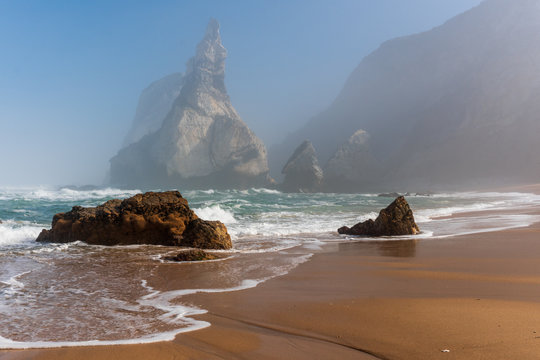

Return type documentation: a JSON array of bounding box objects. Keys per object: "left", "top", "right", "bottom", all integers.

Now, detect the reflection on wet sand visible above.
[{"left": 338, "top": 239, "right": 417, "bottom": 258}]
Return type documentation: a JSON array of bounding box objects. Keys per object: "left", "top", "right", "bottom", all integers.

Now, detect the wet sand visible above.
[{"left": 3, "top": 185, "right": 540, "bottom": 359}]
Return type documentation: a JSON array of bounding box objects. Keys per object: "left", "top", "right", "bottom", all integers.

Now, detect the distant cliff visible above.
[
  {"left": 274, "top": 0, "right": 540, "bottom": 191},
  {"left": 123, "top": 73, "right": 184, "bottom": 147},
  {"left": 110, "top": 19, "right": 272, "bottom": 189}
]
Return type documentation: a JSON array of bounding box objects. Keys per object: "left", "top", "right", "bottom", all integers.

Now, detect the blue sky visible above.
[{"left": 0, "top": 0, "right": 482, "bottom": 186}]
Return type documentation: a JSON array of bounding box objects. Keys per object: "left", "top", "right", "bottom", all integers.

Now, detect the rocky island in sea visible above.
[
  {"left": 36, "top": 191, "right": 232, "bottom": 249},
  {"left": 110, "top": 19, "right": 272, "bottom": 190}
]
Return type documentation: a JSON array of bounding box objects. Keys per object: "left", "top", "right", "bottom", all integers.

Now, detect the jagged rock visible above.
[
  {"left": 324, "top": 130, "right": 380, "bottom": 192},
  {"left": 164, "top": 249, "right": 221, "bottom": 262},
  {"left": 338, "top": 196, "right": 419, "bottom": 236},
  {"left": 36, "top": 191, "right": 232, "bottom": 249},
  {"left": 110, "top": 19, "right": 271, "bottom": 189},
  {"left": 123, "top": 73, "right": 184, "bottom": 146},
  {"left": 281, "top": 140, "right": 323, "bottom": 192}
]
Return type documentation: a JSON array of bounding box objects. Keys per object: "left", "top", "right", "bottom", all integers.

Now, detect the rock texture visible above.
[
  {"left": 323, "top": 130, "right": 380, "bottom": 192},
  {"left": 110, "top": 19, "right": 271, "bottom": 189},
  {"left": 274, "top": 0, "right": 540, "bottom": 190},
  {"left": 123, "top": 73, "right": 184, "bottom": 146},
  {"left": 36, "top": 191, "right": 232, "bottom": 249},
  {"left": 164, "top": 249, "right": 220, "bottom": 262},
  {"left": 281, "top": 140, "right": 323, "bottom": 192},
  {"left": 338, "top": 196, "right": 420, "bottom": 236}
]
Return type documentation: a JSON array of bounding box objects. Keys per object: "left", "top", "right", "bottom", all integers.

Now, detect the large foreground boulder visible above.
[
  {"left": 338, "top": 196, "right": 420, "bottom": 236},
  {"left": 36, "top": 191, "right": 232, "bottom": 249}
]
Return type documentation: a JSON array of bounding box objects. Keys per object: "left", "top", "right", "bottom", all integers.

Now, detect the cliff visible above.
[
  {"left": 110, "top": 19, "right": 271, "bottom": 189},
  {"left": 273, "top": 0, "right": 540, "bottom": 191}
]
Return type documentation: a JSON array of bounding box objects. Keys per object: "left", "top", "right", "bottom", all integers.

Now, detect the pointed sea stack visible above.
[
  {"left": 338, "top": 196, "right": 420, "bottom": 236},
  {"left": 281, "top": 140, "right": 323, "bottom": 192},
  {"left": 110, "top": 19, "right": 271, "bottom": 189}
]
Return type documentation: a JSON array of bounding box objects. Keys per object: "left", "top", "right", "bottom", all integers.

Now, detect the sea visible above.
[{"left": 0, "top": 186, "right": 539, "bottom": 349}]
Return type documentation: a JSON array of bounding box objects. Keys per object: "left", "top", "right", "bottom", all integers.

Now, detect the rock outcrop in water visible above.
[
  {"left": 164, "top": 249, "right": 221, "bottom": 262},
  {"left": 281, "top": 140, "right": 323, "bottom": 192},
  {"left": 338, "top": 196, "right": 419, "bottom": 236},
  {"left": 36, "top": 191, "right": 232, "bottom": 249},
  {"left": 109, "top": 19, "right": 271, "bottom": 189},
  {"left": 323, "top": 130, "right": 380, "bottom": 192}
]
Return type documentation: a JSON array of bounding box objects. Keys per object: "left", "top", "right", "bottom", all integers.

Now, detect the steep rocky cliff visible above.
[
  {"left": 274, "top": 0, "right": 540, "bottom": 190},
  {"left": 110, "top": 19, "right": 271, "bottom": 189},
  {"left": 123, "top": 73, "right": 184, "bottom": 146}
]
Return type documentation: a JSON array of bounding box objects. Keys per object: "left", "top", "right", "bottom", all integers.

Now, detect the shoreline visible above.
[{"left": 2, "top": 186, "right": 540, "bottom": 359}]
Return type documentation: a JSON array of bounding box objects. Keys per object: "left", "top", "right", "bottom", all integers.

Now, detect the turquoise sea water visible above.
[{"left": 0, "top": 187, "right": 539, "bottom": 348}]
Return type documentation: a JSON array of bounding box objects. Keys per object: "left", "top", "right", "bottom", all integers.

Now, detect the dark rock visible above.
[
  {"left": 281, "top": 140, "right": 323, "bottom": 192},
  {"left": 182, "top": 218, "right": 231, "bottom": 249},
  {"left": 164, "top": 249, "right": 221, "bottom": 262},
  {"left": 338, "top": 196, "right": 420, "bottom": 236},
  {"left": 36, "top": 191, "right": 232, "bottom": 249}
]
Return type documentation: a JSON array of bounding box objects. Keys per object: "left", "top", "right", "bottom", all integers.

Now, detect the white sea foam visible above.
[
  {"left": 0, "top": 187, "right": 141, "bottom": 202},
  {"left": 1, "top": 271, "right": 30, "bottom": 289},
  {"left": 0, "top": 254, "right": 312, "bottom": 349},
  {"left": 193, "top": 205, "right": 237, "bottom": 224},
  {"left": 250, "top": 188, "right": 282, "bottom": 194},
  {"left": 426, "top": 214, "right": 540, "bottom": 239},
  {"left": 356, "top": 211, "right": 379, "bottom": 222},
  {"left": 0, "top": 220, "right": 42, "bottom": 246}
]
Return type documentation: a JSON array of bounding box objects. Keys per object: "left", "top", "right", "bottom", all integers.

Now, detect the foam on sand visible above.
[{"left": 0, "top": 254, "right": 312, "bottom": 349}]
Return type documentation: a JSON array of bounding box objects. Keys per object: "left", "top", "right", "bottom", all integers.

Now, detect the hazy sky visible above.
[{"left": 0, "top": 0, "right": 482, "bottom": 186}]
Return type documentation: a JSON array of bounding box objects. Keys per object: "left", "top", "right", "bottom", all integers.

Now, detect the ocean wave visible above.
[
  {"left": 0, "top": 220, "right": 42, "bottom": 246},
  {"left": 414, "top": 202, "right": 501, "bottom": 222},
  {"left": 0, "top": 253, "right": 312, "bottom": 350},
  {"left": 193, "top": 205, "right": 237, "bottom": 224},
  {"left": 0, "top": 187, "right": 141, "bottom": 202},
  {"left": 250, "top": 188, "right": 282, "bottom": 194}
]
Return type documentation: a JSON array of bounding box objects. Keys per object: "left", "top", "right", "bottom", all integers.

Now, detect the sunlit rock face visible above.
[
  {"left": 123, "top": 73, "right": 184, "bottom": 147},
  {"left": 274, "top": 0, "right": 540, "bottom": 190},
  {"left": 110, "top": 19, "right": 271, "bottom": 189}
]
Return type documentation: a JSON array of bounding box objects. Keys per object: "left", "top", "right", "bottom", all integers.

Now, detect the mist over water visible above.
[
  {"left": 1, "top": 0, "right": 540, "bottom": 353},
  {"left": 0, "top": 1, "right": 483, "bottom": 187}
]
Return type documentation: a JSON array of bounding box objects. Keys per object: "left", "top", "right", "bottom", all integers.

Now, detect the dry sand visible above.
[{"left": 3, "top": 185, "right": 540, "bottom": 359}]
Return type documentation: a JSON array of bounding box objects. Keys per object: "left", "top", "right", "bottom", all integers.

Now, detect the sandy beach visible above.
[{"left": 3, "top": 186, "right": 540, "bottom": 359}]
